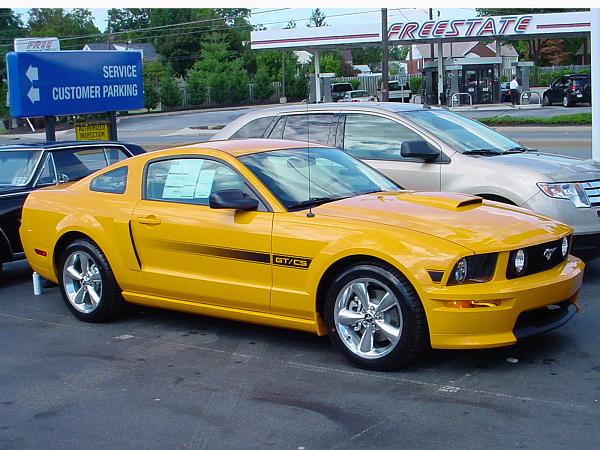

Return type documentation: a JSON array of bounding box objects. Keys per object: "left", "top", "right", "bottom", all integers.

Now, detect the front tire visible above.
[
  {"left": 543, "top": 94, "right": 551, "bottom": 106},
  {"left": 324, "top": 262, "right": 429, "bottom": 370},
  {"left": 58, "top": 238, "right": 123, "bottom": 322}
]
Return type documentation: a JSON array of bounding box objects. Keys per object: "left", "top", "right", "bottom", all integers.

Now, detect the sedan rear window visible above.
[{"left": 230, "top": 117, "right": 274, "bottom": 139}]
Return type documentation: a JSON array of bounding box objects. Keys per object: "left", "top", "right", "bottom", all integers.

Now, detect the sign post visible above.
[
  {"left": 6, "top": 51, "right": 143, "bottom": 140},
  {"left": 593, "top": 9, "right": 599, "bottom": 162}
]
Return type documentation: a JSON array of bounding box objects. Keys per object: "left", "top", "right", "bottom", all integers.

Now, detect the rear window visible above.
[
  {"left": 332, "top": 84, "right": 352, "bottom": 93},
  {"left": 230, "top": 117, "right": 274, "bottom": 139},
  {"left": 90, "top": 167, "right": 128, "bottom": 194},
  {"left": 572, "top": 78, "right": 589, "bottom": 88},
  {"left": 351, "top": 91, "right": 369, "bottom": 98}
]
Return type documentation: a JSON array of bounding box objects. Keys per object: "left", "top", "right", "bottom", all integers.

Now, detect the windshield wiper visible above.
[
  {"left": 462, "top": 149, "right": 502, "bottom": 156},
  {"left": 287, "top": 196, "right": 342, "bottom": 211},
  {"left": 503, "top": 146, "right": 534, "bottom": 154}
]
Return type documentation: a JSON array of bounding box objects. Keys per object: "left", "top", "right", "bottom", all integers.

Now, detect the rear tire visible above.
[
  {"left": 563, "top": 95, "right": 573, "bottom": 107},
  {"left": 58, "top": 238, "right": 123, "bottom": 322},
  {"left": 324, "top": 262, "right": 429, "bottom": 370}
]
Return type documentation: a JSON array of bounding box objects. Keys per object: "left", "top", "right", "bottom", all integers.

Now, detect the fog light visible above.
[
  {"left": 514, "top": 249, "right": 527, "bottom": 273},
  {"left": 561, "top": 237, "right": 569, "bottom": 257}
]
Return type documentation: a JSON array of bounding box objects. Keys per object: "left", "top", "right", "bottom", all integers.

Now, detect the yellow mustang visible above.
[{"left": 20, "top": 139, "right": 584, "bottom": 370}]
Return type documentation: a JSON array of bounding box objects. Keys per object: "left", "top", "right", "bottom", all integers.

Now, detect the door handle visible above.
[{"left": 136, "top": 215, "right": 161, "bottom": 225}]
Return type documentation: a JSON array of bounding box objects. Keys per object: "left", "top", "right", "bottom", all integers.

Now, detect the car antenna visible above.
[{"left": 306, "top": 100, "right": 315, "bottom": 218}]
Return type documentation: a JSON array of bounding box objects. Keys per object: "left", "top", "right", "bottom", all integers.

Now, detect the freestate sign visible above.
[{"left": 6, "top": 51, "right": 143, "bottom": 118}]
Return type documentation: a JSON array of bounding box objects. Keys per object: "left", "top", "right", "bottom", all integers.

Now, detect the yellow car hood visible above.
[{"left": 315, "top": 191, "right": 571, "bottom": 253}]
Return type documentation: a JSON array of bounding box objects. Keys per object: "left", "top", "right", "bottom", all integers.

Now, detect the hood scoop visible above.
[{"left": 395, "top": 191, "right": 483, "bottom": 210}]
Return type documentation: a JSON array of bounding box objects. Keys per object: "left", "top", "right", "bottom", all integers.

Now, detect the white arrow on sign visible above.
[
  {"left": 26, "top": 65, "right": 39, "bottom": 83},
  {"left": 27, "top": 86, "right": 40, "bottom": 104}
]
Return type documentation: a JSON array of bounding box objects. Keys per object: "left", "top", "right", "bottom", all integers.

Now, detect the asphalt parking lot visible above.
[{"left": 1, "top": 257, "right": 599, "bottom": 449}]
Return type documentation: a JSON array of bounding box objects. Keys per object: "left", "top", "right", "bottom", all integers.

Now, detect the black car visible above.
[
  {"left": 543, "top": 74, "right": 591, "bottom": 107},
  {"left": 0, "top": 141, "right": 145, "bottom": 278},
  {"left": 331, "top": 83, "right": 354, "bottom": 102}
]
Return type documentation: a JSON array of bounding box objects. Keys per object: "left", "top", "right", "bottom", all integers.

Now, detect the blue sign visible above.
[{"left": 6, "top": 51, "right": 144, "bottom": 118}]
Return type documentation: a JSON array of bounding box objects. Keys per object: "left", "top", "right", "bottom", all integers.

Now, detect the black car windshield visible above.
[
  {"left": 239, "top": 147, "right": 399, "bottom": 211},
  {"left": 0, "top": 150, "right": 43, "bottom": 186},
  {"left": 407, "top": 110, "right": 524, "bottom": 154}
]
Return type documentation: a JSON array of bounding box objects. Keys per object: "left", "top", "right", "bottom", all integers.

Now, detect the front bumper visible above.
[{"left": 424, "top": 256, "right": 584, "bottom": 349}]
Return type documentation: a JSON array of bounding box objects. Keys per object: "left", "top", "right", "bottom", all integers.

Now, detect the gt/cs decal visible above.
[{"left": 272, "top": 255, "right": 312, "bottom": 269}]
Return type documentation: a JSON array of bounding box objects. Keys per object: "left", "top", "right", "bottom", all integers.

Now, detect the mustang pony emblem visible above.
[{"left": 544, "top": 247, "right": 556, "bottom": 260}]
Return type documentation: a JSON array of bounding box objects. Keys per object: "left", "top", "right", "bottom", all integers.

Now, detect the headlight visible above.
[
  {"left": 561, "top": 236, "right": 569, "bottom": 257},
  {"left": 537, "top": 182, "right": 590, "bottom": 208},
  {"left": 448, "top": 253, "right": 497, "bottom": 285},
  {"left": 453, "top": 258, "right": 468, "bottom": 284}
]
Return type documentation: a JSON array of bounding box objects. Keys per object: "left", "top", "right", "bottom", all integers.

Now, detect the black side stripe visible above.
[{"left": 149, "top": 240, "right": 312, "bottom": 269}]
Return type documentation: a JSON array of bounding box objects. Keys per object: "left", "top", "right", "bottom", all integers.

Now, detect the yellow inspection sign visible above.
[{"left": 75, "top": 122, "right": 110, "bottom": 141}]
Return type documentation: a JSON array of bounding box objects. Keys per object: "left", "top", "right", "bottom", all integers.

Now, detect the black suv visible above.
[
  {"left": 0, "top": 141, "right": 145, "bottom": 279},
  {"left": 331, "top": 83, "right": 354, "bottom": 102},
  {"left": 543, "top": 74, "right": 591, "bottom": 107}
]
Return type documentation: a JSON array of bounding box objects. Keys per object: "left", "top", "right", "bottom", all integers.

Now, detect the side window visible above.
[
  {"left": 90, "top": 167, "right": 128, "bottom": 194},
  {"left": 53, "top": 147, "right": 128, "bottom": 182},
  {"left": 343, "top": 114, "right": 425, "bottom": 161},
  {"left": 282, "top": 114, "right": 334, "bottom": 145},
  {"left": 35, "top": 154, "right": 57, "bottom": 186},
  {"left": 268, "top": 116, "right": 286, "bottom": 139},
  {"left": 145, "top": 158, "right": 245, "bottom": 206},
  {"left": 230, "top": 117, "right": 274, "bottom": 139}
]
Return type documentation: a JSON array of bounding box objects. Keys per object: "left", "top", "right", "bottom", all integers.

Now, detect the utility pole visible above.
[
  {"left": 429, "top": 8, "right": 434, "bottom": 64},
  {"left": 281, "top": 50, "right": 286, "bottom": 101},
  {"left": 381, "top": 8, "right": 389, "bottom": 102}
]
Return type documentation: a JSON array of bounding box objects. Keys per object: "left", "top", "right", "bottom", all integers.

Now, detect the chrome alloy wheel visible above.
[
  {"left": 334, "top": 277, "right": 403, "bottom": 360},
  {"left": 62, "top": 251, "right": 102, "bottom": 314}
]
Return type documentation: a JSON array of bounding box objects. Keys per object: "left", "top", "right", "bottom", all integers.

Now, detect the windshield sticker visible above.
[{"left": 162, "top": 159, "right": 204, "bottom": 199}]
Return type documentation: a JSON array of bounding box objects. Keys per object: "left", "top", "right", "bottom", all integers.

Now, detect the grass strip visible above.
[{"left": 480, "top": 112, "right": 591, "bottom": 126}]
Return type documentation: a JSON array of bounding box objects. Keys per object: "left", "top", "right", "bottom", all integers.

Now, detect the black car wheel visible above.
[
  {"left": 324, "top": 261, "right": 429, "bottom": 370},
  {"left": 58, "top": 238, "right": 124, "bottom": 322},
  {"left": 563, "top": 95, "right": 573, "bottom": 107}
]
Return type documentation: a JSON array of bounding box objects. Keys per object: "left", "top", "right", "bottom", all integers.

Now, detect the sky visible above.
[{"left": 14, "top": 8, "right": 478, "bottom": 34}]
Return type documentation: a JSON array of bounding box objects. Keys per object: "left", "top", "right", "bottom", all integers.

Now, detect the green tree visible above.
[
  {"left": 189, "top": 34, "right": 248, "bottom": 105},
  {"left": 159, "top": 74, "right": 181, "bottom": 108},
  {"left": 476, "top": 8, "right": 585, "bottom": 66},
  {"left": 307, "top": 8, "right": 327, "bottom": 27},
  {"left": 0, "top": 9, "right": 24, "bottom": 63},
  {"left": 319, "top": 52, "right": 341, "bottom": 75},
  {"left": 27, "top": 8, "right": 100, "bottom": 50},
  {"left": 143, "top": 84, "right": 159, "bottom": 111},
  {"left": 253, "top": 67, "right": 274, "bottom": 101},
  {"left": 185, "top": 68, "right": 207, "bottom": 105}
]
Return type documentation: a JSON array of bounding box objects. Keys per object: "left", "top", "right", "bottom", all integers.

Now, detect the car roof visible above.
[
  {"left": 165, "top": 138, "right": 328, "bottom": 158},
  {"left": 0, "top": 140, "right": 131, "bottom": 151},
  {"left": 239, "top": 102, "right": 428, "bottom": 116}
]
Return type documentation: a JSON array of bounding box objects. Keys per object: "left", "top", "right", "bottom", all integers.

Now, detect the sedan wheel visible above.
[
  {"left": 563, "top": 95, "right": 572, "bottom": 107},
  {"left": 325, "top": 262, "right": 428, "bottom": 370},
  {"left": 543, "top": 95, "right": 551, "bottom": 106},
  {"left": 59, "top": 239, "right": 123, "bottom": 322}
]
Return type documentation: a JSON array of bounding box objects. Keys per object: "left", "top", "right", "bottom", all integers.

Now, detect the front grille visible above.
[
  {"left": 506, "top": 237, "right": 569, "bottom": 279},
  {"left": 581, "top": 179, "right": 600, "bottom": 207}
]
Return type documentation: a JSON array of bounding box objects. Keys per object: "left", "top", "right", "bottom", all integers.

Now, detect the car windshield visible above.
[
  {"left": 407, "top": 110, "right": 526, "bottom": 155},
  {"left": 351, "top": 91, "right": 369, "bottom": 98},
  {"left": 239, "top": 147, "right": 399, "bottom": 211},
  {"left": 0, "top": 150, "right": 43, "bottom": 187}
]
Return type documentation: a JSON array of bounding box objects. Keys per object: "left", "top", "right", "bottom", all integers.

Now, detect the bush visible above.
[
  {"left": 286, "top": 75, "right": 308, "bottom": 101},
  {"left": 253, "top": 67, "right": 275, "bottom": 101},
  {"left": 186, "top": 68, "right": 207, "bottom": 105},
  {"left": 159, "top": 75, "right": 181, "bottom": 108},
  {"left": 409, "top": 76, "right": 422, "bottom": 94},
  {"left": 0, "top": 81, "right": 8, "bottom": 119},
  {"left": 143, "top": 83, "right": 160, "bottom": 112},
  {"left": 500, "top": 74, "right": 508, "bottom": 82},
  {"left": 349, "top": 78, "right": 361, "bottom": 90}
]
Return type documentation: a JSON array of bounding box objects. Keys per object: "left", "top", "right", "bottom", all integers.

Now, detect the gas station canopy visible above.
[{"left": 251, "top": 11, "right": 591, "bottom": 50}]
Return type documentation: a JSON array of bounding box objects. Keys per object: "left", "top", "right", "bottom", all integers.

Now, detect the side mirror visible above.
[
  {"left": 209, "top": 189, "right": 259, "bottom": 211},
  {"left": 400, "top": 140, "right": 440, "bottom": 162}
]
